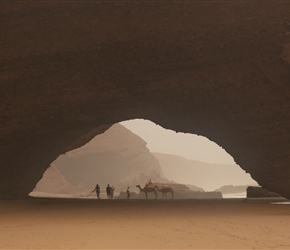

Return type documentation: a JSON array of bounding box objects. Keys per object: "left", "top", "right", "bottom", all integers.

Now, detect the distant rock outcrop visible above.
[
  {"left": 153, "top": 152, "right": 256, "bottom": 191},
  {"left": 186, "top": 184, "right": 204, "bottom": 192},
  {"left": 167, "top": 183, "right": 222, "bottom": 199},
  {"left": 216, "top": 184, "right": 256, "bottom": 194}
]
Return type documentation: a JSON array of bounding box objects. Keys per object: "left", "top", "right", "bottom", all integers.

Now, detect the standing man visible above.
[
  {"left": 126, "top": 187, "right": 131, "bottom": 199},
  {"left": 111, "top": 186, "right": 115, "bottom": 199},
  {"left": 106, "top": 184, "right": 111, "bottom": 199},
  {"left": 96, "top": 184, "right": 101, "bottom": 199}
]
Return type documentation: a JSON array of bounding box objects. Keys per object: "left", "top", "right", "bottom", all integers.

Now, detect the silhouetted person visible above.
[
  {"left": 111, "top": 186, "right": 115, "bottom": 199},
  {"left": 127, "top": 187, "right": 131, "bottom": 199},
  {"left": 106, "top": 184, "right": 111, "bottom": 199},
  {"left": 94, "top": 184, "right": 100, "bottom": 199}
]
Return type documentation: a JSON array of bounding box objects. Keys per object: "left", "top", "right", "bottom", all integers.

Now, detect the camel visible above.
[
  {"left": 154, "top": 185, "right": 174, "bottom": 199},
  {"left": 136, "top": 185, "right": 158, "bottom": 199}
]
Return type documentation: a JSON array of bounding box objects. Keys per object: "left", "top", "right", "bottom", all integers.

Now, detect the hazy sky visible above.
[{"left": 120, "top": 119, "right": 235, "bottom": 165}]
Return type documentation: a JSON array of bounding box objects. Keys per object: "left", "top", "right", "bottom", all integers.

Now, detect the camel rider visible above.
[{"left": 146, "top": 179, "right": 153, "bottom": 187}]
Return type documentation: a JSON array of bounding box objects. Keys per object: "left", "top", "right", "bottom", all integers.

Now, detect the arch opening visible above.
[{"left": 31, "top": 119, "right": 257, "bottom": 199}]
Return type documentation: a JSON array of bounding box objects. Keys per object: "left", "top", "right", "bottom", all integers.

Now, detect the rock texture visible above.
[
  {"left": 54, "top": 124, "right": 164, "bottom": 191},
  {"left": 30, "top": 164, "right": 85, "bottom": 197},
  {"left": 1, "top": 2, "right": 290, "bottom": 199}
]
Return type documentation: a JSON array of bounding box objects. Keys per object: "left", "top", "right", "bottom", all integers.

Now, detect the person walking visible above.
[
  {"left": 94, "top": 184, "right": 100, "bottom": 199},
  {"left": 126, "top": 187, "right": 131, "bottom": 199},
  {"left": 106, "top": 184, "right": 111, "bottom": 199}
]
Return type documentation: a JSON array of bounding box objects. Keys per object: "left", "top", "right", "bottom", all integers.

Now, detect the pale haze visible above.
[
  {"left": 120, "top": 119, "right": 257, "bottom": 190},
  {"left": 120, "top": 119, "right": 235, "bottom": 165}
]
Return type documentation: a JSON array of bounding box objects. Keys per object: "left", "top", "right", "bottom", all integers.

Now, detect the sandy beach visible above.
[{"left": 1, "top": 198, "right": 290, "bottom": 249}]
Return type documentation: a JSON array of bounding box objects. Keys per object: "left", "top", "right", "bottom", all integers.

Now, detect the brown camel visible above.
[
  {"left": 154, "top": 185, "right": 174, "bottom": 199},
  {"left": 136, "top": 185, "right": 158, "bottom": 199}
]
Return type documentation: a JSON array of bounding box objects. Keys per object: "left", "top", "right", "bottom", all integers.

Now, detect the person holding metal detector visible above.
[{"left": 88, "top": 184, "right": 101, "bottom": 199}]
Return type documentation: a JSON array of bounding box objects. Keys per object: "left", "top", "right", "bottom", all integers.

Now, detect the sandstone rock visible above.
[{"left": 282, "top": 43, "right": 290, "bottom": 65}]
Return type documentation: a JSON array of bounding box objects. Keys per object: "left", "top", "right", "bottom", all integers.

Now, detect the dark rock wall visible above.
[
  {"left": 247, "top": 186, "right": 281, "bottom": 198},
  {"left": 1, "top": 1, "right": 290, "bottom": 199}
]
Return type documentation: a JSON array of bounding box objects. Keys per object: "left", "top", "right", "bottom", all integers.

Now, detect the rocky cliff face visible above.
[
  {"left": 40, "top": 124, "right": 163, "bottom": 193},
  {"left": 30, "top": 164, "right": 85, "bottom": 197},
  {"left": 154, "top": 153, "right": 256, "bottom": 191},
  {"left": 1, "top": 2, "right": 290, "bottom": 199},
  {"left": 216, "top": 185, "right": 255, "bottom": 195}
]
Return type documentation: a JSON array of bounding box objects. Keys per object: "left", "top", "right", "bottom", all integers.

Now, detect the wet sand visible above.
[{"left": 1, "top": 198, "right": 290, "bottom": 249}]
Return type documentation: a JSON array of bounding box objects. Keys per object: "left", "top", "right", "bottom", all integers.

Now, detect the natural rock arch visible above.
[{"left": 1, "top": 1, "right": 290, "bottom": 199}]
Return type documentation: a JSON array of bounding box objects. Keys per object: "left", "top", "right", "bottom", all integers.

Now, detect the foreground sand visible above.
[{"left": 1, "top": 198, "right": 290, "bottom": 249}]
